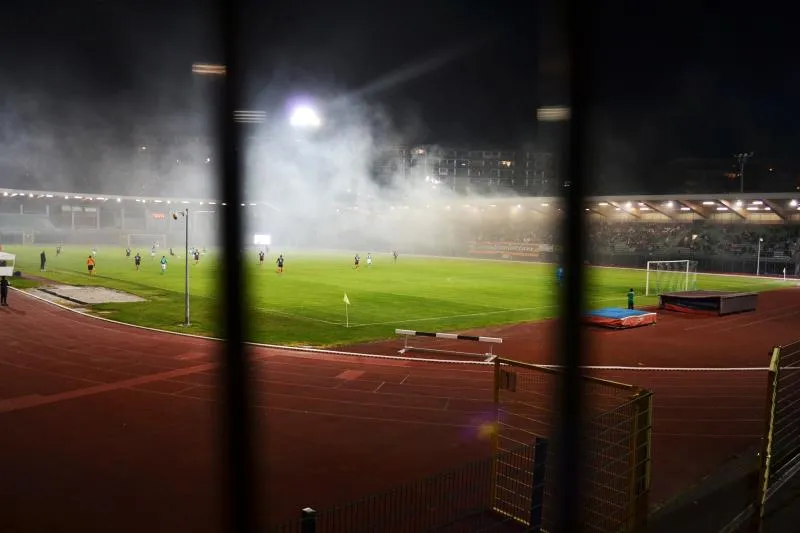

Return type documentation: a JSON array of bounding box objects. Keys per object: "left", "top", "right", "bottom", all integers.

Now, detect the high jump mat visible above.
[
  {"left": 659, "top": 290, "right": 758, "bottom": 316},
  {"left": 582, "top": 307, "right": 658, "bottom": 329}
]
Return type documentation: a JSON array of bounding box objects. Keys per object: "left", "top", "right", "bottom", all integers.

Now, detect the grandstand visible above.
[{"left": 1, "top": 187, "right": 799, "bottom": 276}]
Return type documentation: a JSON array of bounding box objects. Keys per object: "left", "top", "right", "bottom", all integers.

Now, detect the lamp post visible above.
[
  {"left": 756, "top": 237, "right": 764, "bottom": 276},
  {"left": 172, "top": 208, "right": 190, "bottom": 326}
]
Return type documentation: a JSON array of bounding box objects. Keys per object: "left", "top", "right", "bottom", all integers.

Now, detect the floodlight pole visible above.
[
  {"left": 756, "top": 237, "right": 763, "bottom": 276},
  {"left": 734, "top": 152, "right": 754, "bottom": 194},
  {"left": 184, "top": 208, "right": 190, "bottom": 326}
]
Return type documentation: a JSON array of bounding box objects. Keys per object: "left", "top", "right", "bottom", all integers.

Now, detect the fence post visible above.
[
  {"left": 300, "top": 507, "right": 317, "bottom": 533},
  {"left": 530, "top": 437, "right": 549, "bottom": 532},
  {"left": 755, "top": 347, "right": 782, "bottom": 524},
  {"left": 627, "top": 389, "right": 653, "bottom": 532}
]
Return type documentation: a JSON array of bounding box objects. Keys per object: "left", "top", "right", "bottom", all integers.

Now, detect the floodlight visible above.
[{"left": 289, "top": 105, "right": 321, "bottom": 128}]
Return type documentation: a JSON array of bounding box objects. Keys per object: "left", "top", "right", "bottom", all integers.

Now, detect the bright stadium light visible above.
[
  {"left": 790, "top": 200, "right": 798, "bottom": 207},
  {"left": 289, "top": 105, "right": 321, "bottom": 128}
]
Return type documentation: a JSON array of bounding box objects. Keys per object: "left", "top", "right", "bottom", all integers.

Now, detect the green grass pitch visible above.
[{"left": 4, "top": 245, "right": 788, "bottom": 347}]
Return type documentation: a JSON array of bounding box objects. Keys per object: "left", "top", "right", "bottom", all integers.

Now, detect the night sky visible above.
[{"left": 1, "top": 0, "right": 797, "bottom": 191}]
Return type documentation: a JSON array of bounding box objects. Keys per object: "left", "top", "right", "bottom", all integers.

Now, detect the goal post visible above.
[
  {"left": 124, "top": 233, "right": 167, "bottom": 250},
  {"left": 645, "top": 260, "right": 698, "bottom": 296}
]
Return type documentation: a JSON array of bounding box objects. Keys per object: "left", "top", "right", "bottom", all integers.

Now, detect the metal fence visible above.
[
  {"left": 269, "top": 442, "right": 538, "bottom": 533},
  {"left": 492, "top": 358, "right": 653, "bottom": 532},
  {"left": 757, "top": 339, "right": 800, "bottom": 519},
  {"left": 268, "top": 360, "right": 652, "bottom": 533}
]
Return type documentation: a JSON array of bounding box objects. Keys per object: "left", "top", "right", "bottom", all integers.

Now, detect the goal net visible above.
[
  {"left": 645, "top": 260, "right": 698, "bottom": 296},
  {"left": 124, "top": 233, "right": 167, "bottom": 250}
]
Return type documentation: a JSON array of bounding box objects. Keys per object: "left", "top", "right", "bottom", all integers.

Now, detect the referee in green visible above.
[{"left": 627, "top": 288, "right": 635, "bottom": 310}]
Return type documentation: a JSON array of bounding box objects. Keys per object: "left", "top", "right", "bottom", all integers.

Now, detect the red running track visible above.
[{"left": 1, "top": 288, "right": 799, "bottom": 532}]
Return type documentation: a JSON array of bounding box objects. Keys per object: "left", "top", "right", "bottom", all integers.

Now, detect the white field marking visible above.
[
  {"left": 12, "top": 288, "right": 491, "bottom": 366},
  {"left": 11, "top": 288, "right": 794, "bottom": 372},
  {"left": 349, "top": 296, "right": 625, "bottom": 328},
  {"left": 251, "top": 305, "right": 342, "bottom": 326},
  {"left": 375, "top": 250, "right": 796, "bottom": 283}
]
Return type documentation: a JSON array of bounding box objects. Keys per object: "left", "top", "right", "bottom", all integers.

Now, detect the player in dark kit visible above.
[
  {"left": 627, "top": 288, "right": 635, "bottom": 310},
  {"left": 134, "top": 252, "right": 142, "bottom": 271},
  {"left": 393, "top": 250, "right": 398, "bottom": 263},
  {"left": 194, "top": 250, "right": 201, "bottom": 265},
  {"left": 125, "top": 248, "right": 131, "bottom": 257},
  {"left": 556, "top": 266, "right": 564, "bottom": 287},
  {"left": 0, "top": 276, "right": 9, "bottom": 306},
  {"left": 258, "top": 250, "right": 265, "bottom": 265},
  {"left": 353, "top": 254, "right": 360, "bottom": 269},
  {"left": 276, "top": 254, "right": 284, "bottom": 273}
]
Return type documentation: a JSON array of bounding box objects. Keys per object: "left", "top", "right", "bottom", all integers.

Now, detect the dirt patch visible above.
[{"left": 39, "top": 285, "right": 146, "bottom": 305}]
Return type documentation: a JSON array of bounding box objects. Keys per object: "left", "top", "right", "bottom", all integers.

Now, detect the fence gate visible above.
[{"left": 491, "top": 358, "right": 653, "bottom": 532}]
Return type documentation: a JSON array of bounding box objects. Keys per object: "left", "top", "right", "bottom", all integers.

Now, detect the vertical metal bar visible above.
[
  {"left": 530, "top": 437, "right": 549, "bottom": 532},
  {"left": 218, "top": 0, "right": 256, "bottom": 531},
  {"left": 627, "top": 390, "right": 653, "bottom": 532},
  {"left": 300, "top": 507, "right": 317, "bottom": 533},
  {"left": 490, "top": 357, "right": 501, "bottom": 512},
  {"left": 556, "top": 0, "right": 590, "bottom": 530}
]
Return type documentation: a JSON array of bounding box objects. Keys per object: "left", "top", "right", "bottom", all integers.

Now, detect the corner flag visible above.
[{"left": 343, "top": 293, "right": 350, "bottom": 305}]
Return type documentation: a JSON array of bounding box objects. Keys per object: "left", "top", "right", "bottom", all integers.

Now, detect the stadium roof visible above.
[{"left": 1, "top": 187, "right": 799, "bottom": 219}]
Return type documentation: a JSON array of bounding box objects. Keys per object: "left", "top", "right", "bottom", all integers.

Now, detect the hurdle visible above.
[{"left": 395, "top": 329, "right": 503, "bottom": 362}]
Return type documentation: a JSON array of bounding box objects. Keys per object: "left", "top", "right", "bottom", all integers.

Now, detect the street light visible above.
[
  {"left": 172, "top": 208, "right": 191, "bottom": 326},
  {"left": 756, "top": 237, "right": 764, "bottom": 276}
]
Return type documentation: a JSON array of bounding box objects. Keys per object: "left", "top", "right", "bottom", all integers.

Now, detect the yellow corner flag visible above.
[{"left": 343, "top": 293, "right": 351, "bottom": 305}]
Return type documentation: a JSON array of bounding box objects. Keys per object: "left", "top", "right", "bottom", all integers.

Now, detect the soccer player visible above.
[
  {"left": 366, "top": 253, "right": 373, "bottom": 267},
  {"left": 194, "top": 250, "right": 201, "bottom": 265},
  {"left": 169, "top": 248, "right": 176, "bottom": 257},
  {"left": 160, "top": 255, "right": 168, "bottom": 274},
  {"left": 276, "top": 254, "right": 284, "bottom": 274},
  {"left": 258, "top": 250, "right": 265, "bottom": 265},
  {"left": 56, "top": 244, "right": 62, "bottom": 257},
  {"left": 86, "top": 255, "right": 96, "bottom": 276},
  {"left": 40, "top": 250, "right": 47, "bottom": 272},
  {"left": 556, "top": 265, "right": 564, "bottom": 287},
  {"left": 91, "top": 247, "right": 98, "bottom": 257},
  {"left": 134, "top": 252, "right": 142, "bottom": 271},
  {"left": 125, "top": 247, "right": 131, "bottom": 258},
  {"left": 353, "top": 254, "right": 360, "bottom": 269},
  {"left": 0, "top": 276, "right": 9, "bottom": 306},
  {"left": 150, "top": 245, "right": 156, "bottom": 259},
  {"left": 393, "top": 250, "right": 398, "bottom": 263},
  {"left": 627, "top": 288, "right": 635, "bottom": 310}
]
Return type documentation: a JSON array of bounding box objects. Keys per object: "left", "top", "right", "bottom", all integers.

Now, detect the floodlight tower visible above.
[{"left": 734, "top": 152, "right": 754, "bottom": 193}]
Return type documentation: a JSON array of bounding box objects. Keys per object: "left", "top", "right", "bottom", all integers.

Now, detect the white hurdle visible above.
[{"left": 395, "top": 329, "right": 503, "bottom": 362}]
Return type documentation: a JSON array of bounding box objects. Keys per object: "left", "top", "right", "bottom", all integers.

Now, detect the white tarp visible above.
[{"left": 0, "top": 251, "right": 16, "bottom": 276}]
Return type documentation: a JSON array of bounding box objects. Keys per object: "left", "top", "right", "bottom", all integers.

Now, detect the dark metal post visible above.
[
  {"left": 300, "top": 507, "right": 317, "bottom": 533},
  {"left": 184, "top": 208, "right": 190, "bottom": 326},
  {"left": 530, "top": 437, "right": 549, "bottom": 532},
  {"left": 219, "top": 0, "right": 256, "bottom": 531},
  {"left": 555, "top": 0, "right": 590, "bottom": 531}
]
